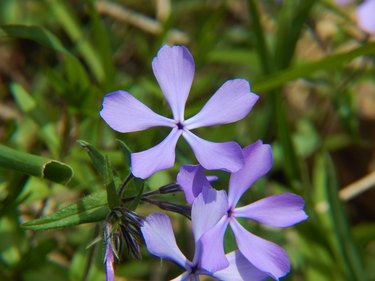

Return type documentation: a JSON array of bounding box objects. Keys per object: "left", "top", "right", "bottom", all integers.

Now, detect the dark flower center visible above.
[
  {"left": 176, "top": 121, "right": 184, "bottom": 130},
  {"left": 227, "top": 207, "right": 233, "bottom": 218}
]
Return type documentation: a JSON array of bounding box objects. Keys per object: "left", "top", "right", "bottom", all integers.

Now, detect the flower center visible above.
[
  {"left": 176, "top": 121, "right": 184, "bottom": 130},
  {"left": 227, "top": 207, "right": 234, "bottom": 218}
]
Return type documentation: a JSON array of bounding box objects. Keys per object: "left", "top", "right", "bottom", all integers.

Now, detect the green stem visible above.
[{"left": 0, "top": 144, "right": 73, "bottom": 183}]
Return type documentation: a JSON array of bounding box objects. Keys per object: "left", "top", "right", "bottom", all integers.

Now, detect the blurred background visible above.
[{"left": 0, "top": 0, "right": 374, "bottom": 280}]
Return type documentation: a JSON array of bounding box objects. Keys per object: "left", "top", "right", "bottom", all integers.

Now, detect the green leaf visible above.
[
  {"left": 322, "top": 153, "right": 367, "bottom": 281},
  {"left": 0, "top": 24, "right": 70, "bottom": 54},
  {"left": 117, "top": 139, "right": 132, "bottom": 170},
  {"left": 104, "top": 155, "right": 120, "bottom": 209},
  {"left": 78, "top": 140, "right": 106, "bottom": 178},
  {"left": 45, "top": 0, "right": 104, "bottom": 81},
  {"left": 0, "top": 144, "right": 73, "bottom": 183},
  {"left": 127, "top": 178, "right": 144, "bottom": 211},
  {"left": 22, "top": 191, "right": 108, "bottom": 230}
]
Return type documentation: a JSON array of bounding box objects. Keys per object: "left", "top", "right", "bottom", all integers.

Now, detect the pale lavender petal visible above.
[
  {"left": 191, "top": 188, "right": 228, "bottom": 242},
  {"left": 195, "top": 216, "right": 229, "bottom": 273},
  {"left": 105, "top": 243, "right": 115, "bottom": 281},
  {"left": 356, "top": 0, "right": 375, "bottom": 34},
  {"left": 141, "top": 213, "right": 188, "bottom": 268},
  {"left": 131, "top": 128, "right": 182, "bottom": 179},
  {"left": 235, "top": 193, "right": 308, "bottom": 228},
  {"left": 230, "top": 220, "right": 290, "bottom": 280},
  {"left": 213, "top": 251, "right": 268, "bottom": 281},
  {"left": 185, "top": 79, "right": 258, "bottom": 130},
  {"left": 177, "top": 165, "right": 213, "bottom": 204},
  {"left": 228, "top": 141, "right": 272, "bottom": 206},
  {"left": 100, "top": 90, "right": 174, "bottom": 133},
  {"left": 207, "top": 175, "right": 219, "bottom": 182},
  {"left": 182, "top": 130, "right": 244, "bottom": 172},
  {"left": 152, "top": 45, "right": 195, "bottom": 121}
]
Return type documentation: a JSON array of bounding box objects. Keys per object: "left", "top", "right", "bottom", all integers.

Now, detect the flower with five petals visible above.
[{"left": 100, "top": 45, "right": 258, "bottom": 179}]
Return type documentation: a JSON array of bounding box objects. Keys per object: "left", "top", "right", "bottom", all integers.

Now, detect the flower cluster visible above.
[{"left": 100, "top": 45, "right": 308, "bottom": 280}]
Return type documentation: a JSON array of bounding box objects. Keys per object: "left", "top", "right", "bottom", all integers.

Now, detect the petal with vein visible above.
[
  {"left": 228, "top": 141, "right": 272, "bottom": 206},
  {"left": 230, "top": 220, "right": 290, "bottom": 280},
  {"left": 100, "top": 90, "right": 174, "bottom": 133},
  {"left": 152, "top": 45, "right": 195, "bottom": 121},
  {"left": 177, "top": 165, "right": 213, "bottom": 204},
  {"left": 235, "top": 193, "right": 308, "bottom": 228},
  {"left": 182, "top": 130, "right": 244, "bottom": 172},
  {"left": 131, "top": 128, "right": 182, "bottom": 179},
  {"left": 213, "top": 251, "right": 268, "bottom": 281},
  {"left": 185, "top": 79, "right": 258, "bottom": 130},
  {"left": 141, "top": 213, "right": 188, "bottom": 268}
]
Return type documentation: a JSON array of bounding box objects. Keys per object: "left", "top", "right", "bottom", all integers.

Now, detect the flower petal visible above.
[
  {"left": 213, "top": 251, "right": 268, "bottom": 281},
  {"left": 177, "top": 165, "right": 213, "bottom": 204},
  {"left": 131, "top": 128, "right": 182, "bottom": 179},
  {"left": 230, "top": 220, "right": 290, "bottom": 280},
  {"left": 228, "top": 140, "right": 272, "bottom": 206},
  {"left": 100, "top": 90, "right": 174, "bottom": 133},
  {"left": 185, "top": 79, "right": 258, "bottom": 130},
  {"left": 152, "top": 45, "right": 195, "bottom": 121},
  {"left": 141, "top": 213, "right": 188, "bottom": 268},
  {"left": 182, "top": 130, "right": 244, "bottom": 172},
  {"left": 356, "top": 0, "right": 375, "bottom": 34},
  {"left": 196, "top": 216, "right": 229, "bottom": 273},
  {"left": 235, "top": 193, "right": 308, "bottom": 228},
  {"left": 191, "top": 188, "right": 228, "bottom": 242},
  {"left": 105, "top": 243, "right": 115, "bottom": 281}
]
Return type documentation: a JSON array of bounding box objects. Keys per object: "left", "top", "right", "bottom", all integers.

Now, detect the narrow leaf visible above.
[
  {"left": 104, "top": 155, "right": 120, "bottom": 209},
  {"left": 78, "top": 140, "right": 106, "bottom": 177},
  {"left": 22, "top": 191, "right": 108, "bottom": 230},
  {"left": 254, "top": 41, "right": 375, "bottom": 92}
]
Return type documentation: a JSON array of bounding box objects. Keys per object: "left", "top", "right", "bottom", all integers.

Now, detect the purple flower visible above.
[
  {"left": 336, "top": 0, "right": 375, "bottom": 34},
  {"left": 177, "top": 141, "right": 308, "bottom": 280},
  {"left": 100, "top": 45, "right": 258, "bottom": 179},
  {"left": 356, "top": 0, "right": 375, "bottom": 34},
  {"left": 141, "top": 189, "right": 268, "bottom": 281}
]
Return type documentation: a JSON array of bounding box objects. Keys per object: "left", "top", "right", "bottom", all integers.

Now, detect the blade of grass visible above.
[
  {"left": 254, "top": 41, "right": 375, "bottom": 92},
  {"left": 323, "top": 153, "right": 367, "bottom": 281},
  {"left": 45, "top": 0, "right": 104, "bottom": 82}
]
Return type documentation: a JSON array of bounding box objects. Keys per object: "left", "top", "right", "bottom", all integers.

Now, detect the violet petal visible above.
[
  {"left": 213, "top": 250, "right": 268, "bottom": 281},
  {"left": 105, "top": 243, "right": 115, "bottom": 281},
  {"left": 228, "top": 141, "right": 272, "bottom": 206},
  {"left": 191, "top": 188, "right": 228, "bottom": 242},
  {"left": 141, "top": 213, "right": 188, "bottom": 268},
  {"left": 177, "top": 164, "right": 213, "bottom": 204},
  {"left": 185, "top": 79, "right": 258, "bottom": 130},
  {"left": 230, "top": 220, "right": 290, "bottom": 280},
  {"left": 235, "top": 193, "right": 308, "bottom": 228},
  {"left": 131, "top": 128, "right": 182, "bottom": 179},
  {"left": 100, "top": 90, "right": 174, "bottom": 133},
  {"left": 152, "top": 45, "right": 195, "bottom": 122},
  {"left": 196, "top": 216, "right": 229, "bottom": 273},
  {"left": 357, "top": 0, "right": 375, "bottom": 34},
  {"left": 182, "top": 130, "right": 244, "bottom": 172}
]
